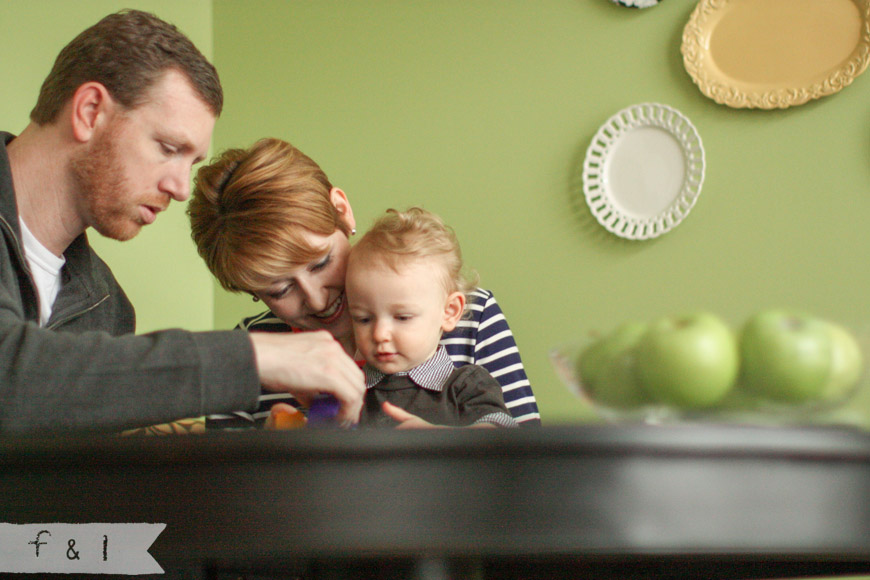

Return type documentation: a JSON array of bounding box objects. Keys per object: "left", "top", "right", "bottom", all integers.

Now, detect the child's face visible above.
[{"left": 346, "top": 257, "right": 462, "bottom": 374}]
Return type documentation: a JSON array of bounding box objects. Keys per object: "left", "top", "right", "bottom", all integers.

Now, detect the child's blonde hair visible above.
[{"left": 350, "top": 207, "right": 478, "bottom": 296}]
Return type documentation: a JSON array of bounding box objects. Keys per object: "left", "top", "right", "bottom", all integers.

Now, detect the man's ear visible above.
[
  {"left": 441, "top": 291, "right": 466, "bottom": 333},
  {"left": 330, "top": 187, "right": 357, "bottom": 234},
  {"left": 69, "top": 82, "right": 112, "bottom": 143}
]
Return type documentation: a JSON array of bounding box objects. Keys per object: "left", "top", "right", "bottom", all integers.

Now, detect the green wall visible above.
[
  {"left": 0, "top": 0, "right": 216, "bottom": 333},
  {"left": 211, "top": 0, "right": 870, "bottom": 425},
  {"left": 5, "top": 1, "right": 870, "bottom": 426}
]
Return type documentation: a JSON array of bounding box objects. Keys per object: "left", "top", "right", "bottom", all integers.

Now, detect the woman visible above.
[{"left": 188, "top": 138, "right": 540, "bottom": 428}]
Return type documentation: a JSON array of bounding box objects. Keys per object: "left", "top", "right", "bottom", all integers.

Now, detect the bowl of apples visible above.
[{"left": 550, "top": 309, "right": 870, "bottom": 427}]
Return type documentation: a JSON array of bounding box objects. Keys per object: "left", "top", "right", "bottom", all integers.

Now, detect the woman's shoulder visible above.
[
  {"left": 443, "top": 288, "right": 500, "bottom": 346},
  {"left": 464, "top": 287, "right": 499, "bottom": 319},
  {"left": 238, "top": 310, "right": 295, "bottom": 333},
  {"left": 466, "top": 287, "right": 496, "bottom": 304}
]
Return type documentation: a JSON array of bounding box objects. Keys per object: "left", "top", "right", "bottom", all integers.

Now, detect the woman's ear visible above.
[
  {"left": 330, "top": 188, "right": 356, "bottom": 234},
  {"left": 441, "top": 291, "right": 466, "bottom": 333},
  {"left": 69, "top": 82, "right": 112, "bottom": 143}
]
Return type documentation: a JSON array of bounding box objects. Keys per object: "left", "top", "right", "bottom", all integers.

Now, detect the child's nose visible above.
[{"left": 372, "top": 320, "right": 390, "bottom": 342}]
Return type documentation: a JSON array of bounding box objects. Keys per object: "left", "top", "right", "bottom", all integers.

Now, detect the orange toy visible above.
[{"left": 270, "top": 406, "right": 308, "bottom": 430}]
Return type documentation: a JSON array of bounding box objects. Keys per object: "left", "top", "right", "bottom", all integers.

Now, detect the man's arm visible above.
[{"left": 0, "top": 321, "right": 363, "bottom": 433}]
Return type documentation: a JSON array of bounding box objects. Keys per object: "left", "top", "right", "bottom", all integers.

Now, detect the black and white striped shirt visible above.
[{"left": 206, "top": 288, "right": 541, "bottom": 429}]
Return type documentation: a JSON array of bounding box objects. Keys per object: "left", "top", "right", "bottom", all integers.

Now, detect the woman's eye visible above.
[
  {"left": 267, "top": 285, "right": 293, "bottom": 300},
  {"left": 159, "top": 142, "right": 177, "bottom": 156},
  {"left": 311, "top": 254, "right": 332, "bottom": 272}
]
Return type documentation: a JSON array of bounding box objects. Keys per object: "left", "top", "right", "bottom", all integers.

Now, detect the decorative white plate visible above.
[
  {"left": 610, "top": 0, "right": 661, "bottom": 8},
  {"left": 682, "top": 0, "right": 870, "bottom": 109},
  {"left": 582, "top": 103, "right": 705, "bottom": 240}
]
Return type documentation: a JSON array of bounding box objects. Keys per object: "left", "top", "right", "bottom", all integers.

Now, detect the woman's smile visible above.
[{"left": 310, "top": 291, "right": 346, "bottom": 324}]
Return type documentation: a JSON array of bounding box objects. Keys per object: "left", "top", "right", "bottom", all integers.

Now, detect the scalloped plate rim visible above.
[
  {"left": 609, "top": 0, "right": 662, "bottom": 8},
  {"left": 681, "top": 0, "right": 870, "bottom": 109},
  {"left": 581, "top": 103, "right": 706, "bottom": 241}
]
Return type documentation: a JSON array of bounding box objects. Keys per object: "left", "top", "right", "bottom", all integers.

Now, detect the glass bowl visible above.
[{"left": 550, "top": 324, "right": 870, "bottom": 429}]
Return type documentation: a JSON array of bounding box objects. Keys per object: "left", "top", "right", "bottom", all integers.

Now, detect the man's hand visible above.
[{"left": 249, "top": 331, "right": 364, "bottom": 425}]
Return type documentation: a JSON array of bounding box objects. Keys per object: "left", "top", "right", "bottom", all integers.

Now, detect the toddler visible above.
[{"left": 346, "top": 207, "right": 518, "bottom": 428}]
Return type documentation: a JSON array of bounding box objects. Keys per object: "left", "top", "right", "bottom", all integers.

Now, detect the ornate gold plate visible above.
[{"left": 682, "top": 0, "right": 870, "bottom": 109}]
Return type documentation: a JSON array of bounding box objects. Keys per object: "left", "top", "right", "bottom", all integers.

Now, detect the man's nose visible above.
[{"left": 161, "top": 168, "right": 191, "bottom": 202}]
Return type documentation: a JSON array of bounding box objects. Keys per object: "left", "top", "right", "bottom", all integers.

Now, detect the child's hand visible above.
[
  {"left": 380, "top": 402, "right": 500, "bottom": 429},
  {"left": 380, "top": 401, "right": 448, "bottom": 429},
  {"left": 266, "top": 403, "right": 307, "bottom": 430}
]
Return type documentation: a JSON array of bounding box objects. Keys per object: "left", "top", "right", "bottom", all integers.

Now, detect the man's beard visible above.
[{"left": 69, "top": 125, "right": 142, "bottom": 242}]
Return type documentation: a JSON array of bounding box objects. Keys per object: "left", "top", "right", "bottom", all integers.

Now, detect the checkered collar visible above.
[{"left": 364, "top": 345, "right": 456, "bottom": 391}]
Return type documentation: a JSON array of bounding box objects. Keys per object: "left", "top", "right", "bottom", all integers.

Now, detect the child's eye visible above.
[
  {"left": 351, "top": 315, "right": 371, "bottom": 324},
  {"left": 396, "top": 315, "right": 414, "bottom": 322}
]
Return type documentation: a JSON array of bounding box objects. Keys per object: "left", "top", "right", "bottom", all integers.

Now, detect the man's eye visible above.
[{"left": 160, "top": 142, "right": 177, "bottom": 155}]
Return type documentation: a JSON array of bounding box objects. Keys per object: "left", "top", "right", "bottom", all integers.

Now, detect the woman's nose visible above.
[{"left": 298, "top": 279, "right": 328, "bottom": 312}]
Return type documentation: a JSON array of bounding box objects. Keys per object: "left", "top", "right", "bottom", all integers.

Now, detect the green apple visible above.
[
  {"left": 820, "top": 321, "right": 864, "bottom": 402},
  {"left": 576, "top": 321, "right": 649, "bottom": 409},
  {"left": 738, "top": 310, "right": 833, "bottom": 403},
  {"left": 634, "top": 312, "right": 738, "bottom": 409},
  {"left": 591, "top": 347, "right": 653, "bottom": 409},
  {"left": 577, "top": 321, "right": 648, "bottom": 390}
]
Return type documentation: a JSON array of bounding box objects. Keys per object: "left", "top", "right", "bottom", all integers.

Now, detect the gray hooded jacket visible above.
[{"left": 0, "top": 132, "right": 259, "bottom": 433}]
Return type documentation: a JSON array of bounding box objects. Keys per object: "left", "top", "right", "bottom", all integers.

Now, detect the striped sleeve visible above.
[
  {"left": 205, "top": 311, "right": 303, "bottom": 430},
  {"left": 441, "top": 289, "right": 541, "bottom": 426}
]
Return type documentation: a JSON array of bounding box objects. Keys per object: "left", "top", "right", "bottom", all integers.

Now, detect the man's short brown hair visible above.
[{"left": 31, "top": 9, "right": 222, "bottom": 124}]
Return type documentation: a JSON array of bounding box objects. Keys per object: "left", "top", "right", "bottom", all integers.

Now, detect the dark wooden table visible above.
[{"left": 2, "top": 424, "right": 870, "bottom": 579}]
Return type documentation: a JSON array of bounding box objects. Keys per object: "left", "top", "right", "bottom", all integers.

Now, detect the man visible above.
[{"left": 0, "top": 9, "right": 364, "bottom": 432}]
